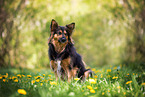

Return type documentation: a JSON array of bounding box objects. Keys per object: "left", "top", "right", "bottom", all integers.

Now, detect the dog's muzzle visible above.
[{"left": 58, "top": 37, "right": 67, "bottom": 43}]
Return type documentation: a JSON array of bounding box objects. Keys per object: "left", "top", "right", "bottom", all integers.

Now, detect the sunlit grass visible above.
[{"left": 0, "top": 65, "right": 145, "bottom": 97}]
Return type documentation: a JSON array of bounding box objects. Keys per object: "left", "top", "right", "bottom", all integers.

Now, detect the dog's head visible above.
[{"left": 48, "top": 19, "right": 75, "bottom": 44}]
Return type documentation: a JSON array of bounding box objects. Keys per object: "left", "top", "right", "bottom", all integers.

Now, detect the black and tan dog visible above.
[{"left": 48, "top": 19, "right": 92, "bottom": 82}]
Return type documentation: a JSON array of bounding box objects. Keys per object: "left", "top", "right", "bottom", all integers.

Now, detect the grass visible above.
[{"left": 0, "top": 65, "right": 145, "bottom": 97}]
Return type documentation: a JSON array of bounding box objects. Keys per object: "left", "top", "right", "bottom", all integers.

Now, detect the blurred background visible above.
[{"left": 0, "top": 0, "right": 145, "bottom": 70}]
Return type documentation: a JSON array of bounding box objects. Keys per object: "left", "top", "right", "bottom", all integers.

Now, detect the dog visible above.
[{"left": 48, "top": 19, "right": 92, "bottom": 82}]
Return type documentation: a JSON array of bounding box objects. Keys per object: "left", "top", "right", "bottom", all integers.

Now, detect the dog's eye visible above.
[
  {"left": 64, "top": 33, "right": 67, "bottom": 36},
  {"left": 58, "top": 32, "right": 62, "bottom": 35}
]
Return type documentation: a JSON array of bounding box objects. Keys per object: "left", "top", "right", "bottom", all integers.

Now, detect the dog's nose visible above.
[{"left": 61, "top": 37, "right": 66, "bottom": 43}]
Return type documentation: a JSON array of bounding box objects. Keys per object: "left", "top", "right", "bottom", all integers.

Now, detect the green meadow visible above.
[{"left": 0, "top": 65, "right": 145, "bottom": 97}]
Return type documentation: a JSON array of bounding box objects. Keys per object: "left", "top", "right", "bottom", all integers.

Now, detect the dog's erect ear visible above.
[
  {"left": 66, "top": 23, "right": 75, "bottom": 35},
  {"left": 50, "top": 19, "right": 58, "bottom": 32}
]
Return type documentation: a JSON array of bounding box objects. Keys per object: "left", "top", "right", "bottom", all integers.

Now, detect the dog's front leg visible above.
[{"left": 50, "top": 60, "right": 58, "bottom": 80}]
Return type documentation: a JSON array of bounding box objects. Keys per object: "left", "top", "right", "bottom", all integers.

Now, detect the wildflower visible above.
[
  {"left": 31, "top": 80, "right": 35, "bottom": 84},
  {"left": 17, "top": 89, "right": 27, "bottom": 95},
  {"left": 141, "top": 83, "right": 145, "bottom": 85},
  {"left": 90, "top": 89, "right": 95, "bottom": 93},
  {"left": 36, "top": 79, "right": 40, "bottom": 82},
  {"left": 108, "top": 90, "right": 110, "bottom": 92},
  {"left": 87, "top": 85, "right": 93, "bottom": 90},
  {"left": 94, "top": 75, "right": 98, "bottom": 78},
  {"left": 40, "top": 83, "right": 43, "bottom": 86},
  {"left": 3, "top": 79, "right": 6, "bottom": 82},
  {"left": 35, "top": 76, "right": 41, "bottom": 79},
  {"left": 123, "top": 92, "right": 126, "bottom": 95},
  {"left": 102, "top": 92, "right": 105, "bottom": 95},
  {"left": 127, "top": 73, "right": 129, "bottom": 75},
  {"left": 12, "top": 76, "right": 17, "bottom": 80},
  {"left": 17, "top": 74, "right": 21, "bottom": 78},
  {"left": 112, "top": 76, "right": 118, "bottom": 79},
  {"left": 0, "top": 76, "right": 2, "bottom": 79},
  {"left": 48, "top": 75, "right": 52, "bottom": 77},
  {"left": 50, "top": 81, "right": 57, "bottom": 85},
  {"left": 48, "top": 78, "right": 53, "bottom": 81},
  {"left": 126, "top": 81, "right": 132, "bottom": 84},
  {"left": 107, "top": 69, "right": 111, "bottom": 72},
  {"left": 117, "top": 86, "right": 121, "bottom": 89},
  {"left": 113, "top": 67, "right": 117, "bottom": 70},
  {"left": 101, "top": 74, "right": 103, "bottom": 78},
  {"left": 133, "top": 73, "right": 135, "bottom": 75},
  {"left": 2, "top": 75, "right": 8, "bottom": 78},
  {"left": 74, "top": 78, "right": 80, "bottom": 81},
  {"left": 95, "top": 70, "right": 101, "bottom": 73},
  {"left": 94, "top": 87, "right": 97, "bottom": 89},
  {"left": 22, "top": 75, "right": 25, "bottom": 77},
  {"left": 88, "top": 78, "right": 96, "bottom": 84},
  {"left": 92, "top": 68, "right": 96, "bottom": 72},
  {"left": 14, "top": 79, "right": 18, "bottom": 82},
  {"left": 43, "top": 74, "right": 45, "bottom": 76},
  {"left": 27, "top": 75, "right": 32, "bottom": 78}
]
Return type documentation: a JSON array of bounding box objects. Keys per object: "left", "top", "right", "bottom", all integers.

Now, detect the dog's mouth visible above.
[{"left": 58, "top": 37, "right": 67, "bottom": 43}]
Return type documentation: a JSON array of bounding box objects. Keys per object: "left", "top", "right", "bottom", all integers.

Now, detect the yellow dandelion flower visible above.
[
  {"left": 87, "top": 85, "right": 93, "bottom": 90},
  {"left": 94, "top": 87, "right": 97, "bottom": 89},
  {"left": 50, "top": 81, "right": 57, "bottom": 85},
  {"left": 141, "top": 83, "right": 145, "bottom": 85},
  {"left": 88, "top": 79, "right": 96, "bottom": 84},
  {"left": 48, "top": 75, "right": 52, "bottom": 77},
  {"left": 17, "top": 89, "right": 27, "bottom": 95},
  {"left": 2, "top": 75, "right": 8, "bottom": 78},
  {"left": 95, "top": 70, "right": 101, "bottom": 73},
  {"left": 17, "top": 74, "right": 21, "bottom": 78},
  {"left": 27, "top": 75, "right": 32, "bottom": 78},
  {"left": 36, "top": 79, "right": 40, "bottom": 82},
  {"left": 102, "top": 92, "right": 105, "bottom": 95},
  {"left": 107, "top": 69, "right": 111, "bottom": 72},
  {"left": 123, "top": 92, "right": 126, "bottom": 95},
  {"left": 43, "top": 74, "right": 45, "bottom": 76},
  {"left": 48, "top": 78, "right": 53, "bottom": 81},
  {"left": 90, "top": 89, "right": 95, "bottom": 93},
  {"left": 101, "top": 74, "right": 103, "bottom": 78},
  {"left": 127, "top": 73, "right": 129, "bottom": 75},
  {"left": 3, "top": 79, "right": 6, "bottom": 82},
  {"left": 92, "top": 68, "right": 96, "bottom": 72},
  {"left": 133, "top": 73, "right": 135, "bottom": 75},
  {"left": 74, "top": 78, "right": 80, "bottom": 81},
  {"left": 112, "top": 76, "right": 118, "bottom": 79},
  {"left": 117, "top": 86, "right": 121, "bottom": 89},
  {"left": 113, "top": 67, "right": 117, "bottom": 70},
  {"left": 12, "top": 76, "right": 17, "bottom": 80},
  {"left": 22, "top": 75, "right": 25, "bottom": 77},
  {"left": 94, "top": 75, "right": 98, "bottom": 78},
  {"left": 0, "top": 76, "right": 2, "bottom": 79},
  {"left": 14, "top": 79, "right": 18, "bottom": 82},
  {"left": 31, "top": 80, "right": 35, "bottom": 84},
  {"left": 126, "top": 81, "right": 132, "bottom": 84},
  {"left": 108, "top": 90, "right": 110, "bottom": 92},
  {"left": 40, "top": 83, "right": 43, "bottom": 86}
]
